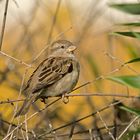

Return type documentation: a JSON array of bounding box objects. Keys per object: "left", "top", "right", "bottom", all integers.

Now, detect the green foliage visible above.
[
  {"left": 120, "top": 22, "right": 140, "bottom": 26},
  {"left": 109, "top": 2, "right": 140, "bottom": 139},
  {"left": 107, "top": 75, "right": 140, "bottom": 89},
  {"left": 109, "top": 2, "right": 140, "bottom": 90},
  {"left": 125, "top": 58, "right": 140, "bottom": 64},
  {"left": 120, "top": 105, "right": 140, "bottom": 115},
  {"left": 109, "top": 3, "right": 140, "bottom": 15},
  {"left": 110, "top": 3, "right": 140, "bottom": 38},
  {"left": 113, "top": 32, "right": 140, "bottom": 39}
]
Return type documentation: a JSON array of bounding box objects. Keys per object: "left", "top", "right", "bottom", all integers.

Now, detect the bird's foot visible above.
[
  {"left": 62, "top": 94, "right": 69, "bottom": 104},
  {"left": 40, "top": 97, "right": 47, "bottom": 104}
]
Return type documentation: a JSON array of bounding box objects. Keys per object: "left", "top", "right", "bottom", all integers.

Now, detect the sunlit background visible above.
[{"left": 0, "top": 0, "right": 140, "bottom": 139}]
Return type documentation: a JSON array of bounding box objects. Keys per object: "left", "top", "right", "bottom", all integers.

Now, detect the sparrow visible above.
[{"left": 15, "top": 40, "right": 80, "bottom": 117}]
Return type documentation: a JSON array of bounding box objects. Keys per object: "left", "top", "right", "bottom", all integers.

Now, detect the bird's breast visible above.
[{"left": 43, "top": 63, "right": 79, "bottom": 97}]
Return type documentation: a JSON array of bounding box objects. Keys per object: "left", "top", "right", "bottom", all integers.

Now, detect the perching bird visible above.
[{"left": 15, "top": 40, "right": 80, "bottom": 117}]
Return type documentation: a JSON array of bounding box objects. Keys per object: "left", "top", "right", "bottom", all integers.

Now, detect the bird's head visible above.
[{"left": 49, "top": 40, "right": 77, "bottom": 56}]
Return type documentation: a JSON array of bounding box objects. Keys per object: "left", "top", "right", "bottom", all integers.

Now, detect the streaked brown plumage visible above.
[{"left": 15, "top": 40, "right": 80, "bottom": 117}]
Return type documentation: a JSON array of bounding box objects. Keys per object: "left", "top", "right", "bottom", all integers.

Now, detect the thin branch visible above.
[
  {"left": 68, "top": 124, "right": 76, "bottom": 139},
  {"left": 37, "top": 100, "right": 124, "bottom": 138},
  {"left": 65, "top": 93, "right": 139, "bottom": 98},
  {"left": 0, "top": 93, "right": 139, "bottom": 105},
  {"left": 118, "top": 115, "right": 140, "bottom": 140},
  {"left": 3, "top": 98, "right": 61, "bottom": 140},
  {"left": 1, "top": 118, "right": 32, "bottom": 134},
  {"left": 0, "top": 51, "right": 31, "bottom": 67},
  {"left": 104, "top": 51, "right": 140, "bottom": 74},
  {"left": 97, "top": 111, "right": 115, "bottom": 140},
  {"left": 6, "top": 68, "right": 29, "bottom": 136},
  {"left": 44, "top": 123, "right": 129, "bottom": 138},
  {"left": 25, "top": 115, "right": 29, "bottom": 140},
  {"left": 0, "top": 0, "right": 10, "bottom": 50},
  {"left": 0, "top": 99, "right": 24, "bottom": 104}
]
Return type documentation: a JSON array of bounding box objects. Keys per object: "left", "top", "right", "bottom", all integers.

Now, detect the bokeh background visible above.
[{"left": 0, "top": 0, "right": 140, "bottom": 139}]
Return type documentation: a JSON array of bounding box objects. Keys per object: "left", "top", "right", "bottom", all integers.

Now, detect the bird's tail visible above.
[{"left": 15, "top": 95, "right": 36, "bottom": 117}]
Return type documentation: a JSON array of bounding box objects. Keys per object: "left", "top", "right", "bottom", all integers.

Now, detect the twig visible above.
[
  {"left": 65, "top": 93, "right": 139, "bottom": 98},
  {"left": 69, "top": 123, "right": 76, "bottom": 139},
  {"left": 20, "top": 129, "right": 26, "bottom": 140},
  {"left": 104, "top": 51, "right": 140, "bottom": 74},
  {"left": 118, "top": 115, "right": 140, "bottom": 140},
  {"left": 3, "top": 98, "right": 61, "bottom": 140},
  {"left": 38, "top": 123, "right": 129, "bottom": 138},
  {"left": 0, "top": 92, "right": 139, "bottom": 105},
  {"left": 89, "top": 129, "right": 93, "bottom": 140},
  {"left": 0, "top": 51, "right": 31, "bottom": 67},
  {"left": 97, "top": 111, "right": 115, "bottom": 140},
  {"left": 1, "top": 119, "right": 32, "bottom": 134},
  {"left": 6, "top": 68, "right": 29, "bottom": 136},
  {"left": 37, "top": 100, "right": 124, "bottom": 138},
  {"left": 0, "top": 99, "right": 24, "bottom": 104},
  {"left": 25, "top": 115, "right": 29, "bottom": 140},
  {"left": 0, "top": 0, "right": 10, "bottom": 50}
]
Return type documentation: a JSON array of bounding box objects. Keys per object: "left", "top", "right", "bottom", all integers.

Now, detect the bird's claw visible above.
[
  {"left": 62, "top": 94, "right": 69, "bottom": 104},
  {"left": 40, "top": 98, "right": 47, "bottom": 104}
]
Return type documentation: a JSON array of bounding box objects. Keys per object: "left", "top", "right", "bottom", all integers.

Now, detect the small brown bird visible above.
[{"left": 15, "top": 40, "right": 80, "bottom": 117}]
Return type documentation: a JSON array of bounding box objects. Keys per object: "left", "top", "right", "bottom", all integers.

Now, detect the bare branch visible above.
[
  {"left": 0, "top": 51, "right": 32, "bottom": 67},
  {"left": 118, "top": 116, "right": 140, "bottom": 139},
  {"left": 0, "top": 0, "right": 9, "bottom": 50},
  {"left": 37, "top": 100, "right": 125, "bottom": 138},
  {"left": 0, "top": 99, "right": 24, "bottom": 104}
]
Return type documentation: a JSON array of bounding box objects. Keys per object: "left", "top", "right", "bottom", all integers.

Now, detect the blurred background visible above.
[{"left": 0, "top": 0, "right": 140, "bottom": 139}]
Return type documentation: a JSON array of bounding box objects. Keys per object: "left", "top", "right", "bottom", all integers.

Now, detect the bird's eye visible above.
[{"left": 61, "top": 46, "right": 65, "bottom": 49}]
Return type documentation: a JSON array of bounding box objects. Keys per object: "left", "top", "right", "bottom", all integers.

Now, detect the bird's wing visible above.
[{"left": 25, "top": 57, "right": 74, "bottom": 94}]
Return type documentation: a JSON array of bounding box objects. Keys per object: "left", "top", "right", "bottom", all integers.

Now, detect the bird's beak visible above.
[{"left": 67, "top": 45, "right": 77, "bottom": 52}]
